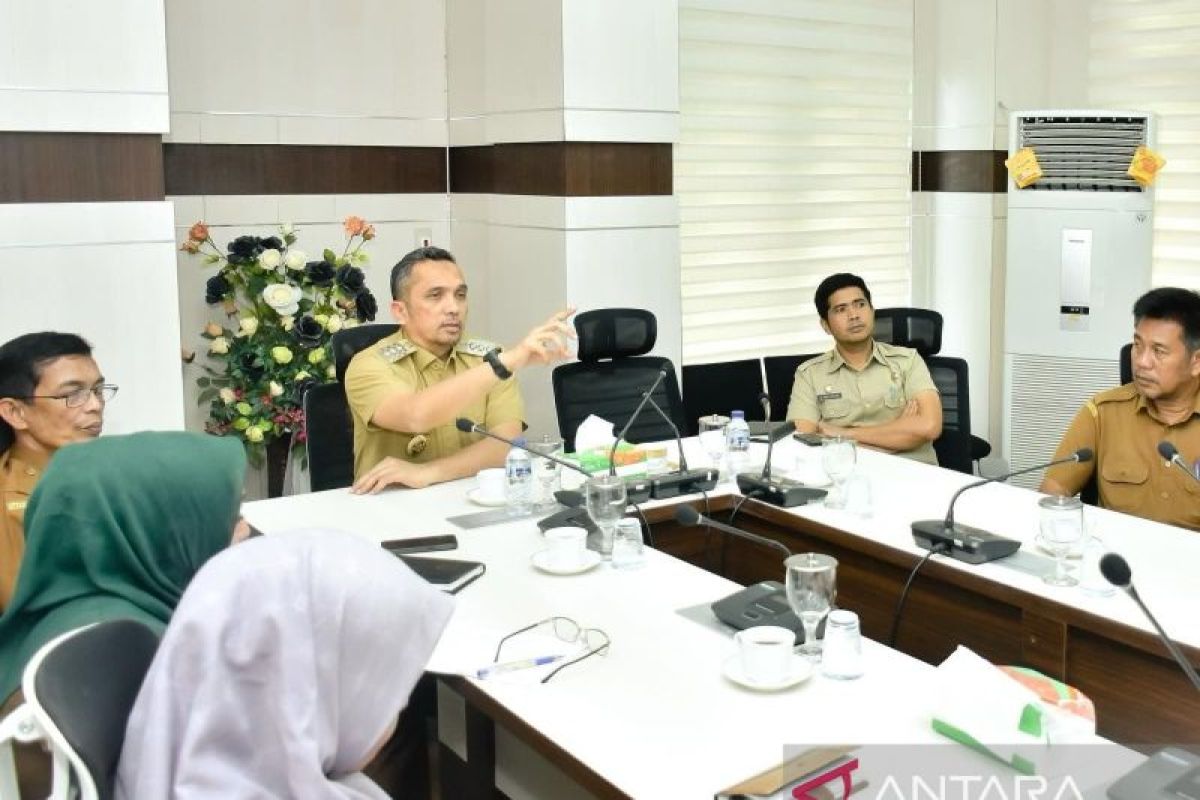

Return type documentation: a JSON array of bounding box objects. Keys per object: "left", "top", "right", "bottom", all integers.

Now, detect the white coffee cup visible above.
[
  {"left": 734, "top": 625, "right": 795, "bottom": 684},
  {"left": 544, "top": 526, "right": 588, "bottom": 570},
  {"left": 476, "top": 468, "right": 506, "bottom": 502}
]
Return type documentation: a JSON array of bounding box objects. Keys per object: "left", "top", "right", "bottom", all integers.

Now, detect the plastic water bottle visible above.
[
  {"left": 726, "top": 410, "right": 751, "bottom": 477},
  {"left": 505, "top": 439, "right": 534, "bottom": 516}
]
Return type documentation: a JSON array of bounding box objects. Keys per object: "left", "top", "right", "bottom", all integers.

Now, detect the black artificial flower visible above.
[
  {"left": 305, "top": 259, "right": 336, "bottom": 286},
  {"left": 335, "top": 265, "right": 366, "bottom": 295},
  {"left": 259, "top": 236, "right": 283, "bottom": 251},
  {"left": 227, "top": 235, "right": 264, "bottom": 265},
  {"left": 205, "top": 274, "right": 232, "bottom": 305},
  {"left": 355, "top": 290, "right": 378, "bottom": 322},
  {"left": 236, "top": 350, "right": 265, "bottom": 382},
  {"left": 291, "top": 315, "right": 325, "bottom": 349}
]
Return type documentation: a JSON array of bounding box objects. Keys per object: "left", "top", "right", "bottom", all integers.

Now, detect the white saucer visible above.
[
  {"left": 531, "top": 549, "right": 602, "bottom": 575},
  {"left": 466, "top": 487, "right": 507, "bottom": 507},
  {"left": 722, "top": 654, "right": 813, "bottom": 692}
]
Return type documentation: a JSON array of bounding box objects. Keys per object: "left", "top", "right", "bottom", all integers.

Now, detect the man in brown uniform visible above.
[
  {"left": 346, "top": 246, "right": 574, "bottom": 493},
  {"left": 0, "top": 332, "right": 113, "bottom": 610},
  {"left": 788, "top": 273, "right": 943, "bottom": 464},
  {"left": 1042, "top": 287, "right": 1200, "bottom": 530}
]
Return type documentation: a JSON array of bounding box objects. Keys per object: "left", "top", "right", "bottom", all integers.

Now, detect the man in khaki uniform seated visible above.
[
  {"left": 346, "top": 246, "right": 574, "bottom": 494},
  {"left": 1042, "top": 287, "right": 1200, "bottom": 530},
  {"left": 0, "top": 332, "right": 112, "bottom": 610},
  {"left": 787, "top": 273, "right": 942, "bottom": 464}
]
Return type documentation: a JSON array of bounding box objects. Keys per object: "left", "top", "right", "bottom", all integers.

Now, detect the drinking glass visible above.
[
  {"left": 698, "top": 415, "right": 729, "bottom": 472},
  {"left": 585, "top": 475, "right": 627, "bottom": 558},
  {"left": 528, "top": 435, "right": 564, "bottom": 512},
  {"left": 785, "top": 553, "right": 838, "bottom": 661},
  {"left": 1039, "top": 495, "right": 1084, "bottom": 587},
  {"left": 821, "top": 437, "right": 856, "bottom": 509}
]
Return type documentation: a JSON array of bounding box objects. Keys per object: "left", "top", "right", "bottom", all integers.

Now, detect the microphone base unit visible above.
[
  {"left": 736, "top": 474, "right": 828, "bottom": 507},
  {"left": 650, "top": 468, "right": 719, "bottom": 499},
  {"left": 536, "top": 507, "right": 598, "bottom": 534},
  {"left": 910, "top": 520, "right": 1021, "bottom": 564}
]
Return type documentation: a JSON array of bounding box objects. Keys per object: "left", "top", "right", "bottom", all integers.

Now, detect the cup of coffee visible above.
[
  {"left": 734, "top": 625, "right": 795, "bottom": 684},
  {"left": 544, "top": 526, "right": 588, "bottom": 570},
  {"left": 475, "top": 468, "right": 506, "bottom": 503}
]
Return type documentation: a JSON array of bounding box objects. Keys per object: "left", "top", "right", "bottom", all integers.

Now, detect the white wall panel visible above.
[
  {"left": 562, "top": 0, "right": 678, "bottom": 113},
  {"left": 0, "top": 202, "right": 182, "bottom": 434},
  {"left": 165, "top": 0, "right": 447, "bottom": 146},
  {"left": 0, "top": 0, "right": 168, "bottom": 132}
]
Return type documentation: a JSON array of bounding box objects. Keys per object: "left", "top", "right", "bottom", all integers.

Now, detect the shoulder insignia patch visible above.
[
  {"left": 378, "top": 339, "right": 417, "bottom": 362},
  {"left": 457, "top": 338, "right": 496, "bottom": 357}
]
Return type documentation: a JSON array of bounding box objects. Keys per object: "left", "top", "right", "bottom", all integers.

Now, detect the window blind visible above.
[
  {"left": 1088, "top": 0, "right": 1200, "bottom": 290},
  {"left": 676, "top": 0, "right": 914, "bottom": 364}
]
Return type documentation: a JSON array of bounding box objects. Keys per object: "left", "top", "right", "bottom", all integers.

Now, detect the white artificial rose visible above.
[
  {"left": 294, "top": 371, "right": 311, "bottom": 382},
  {"left": 209, "top": 336, "right": 230, "bottom": 355},
  {"left": 239, "top": 317, "right": 259, "bottom": 336},
  {"left": 218, "top": 387, "right": 236, "bottom": 404},
  {"left": 262, "top": 284, "right": 303, "bottom": 316},
  {"left": 245, "top": 426, "right": 264, "bottom": 443},
  {"left": 281, "top": 315, "right": 295, "bottom": 332},
  {"left": 326, "top": 364, "right": 336, "bottom": 378},
  {"left": 280, "top": 222, "right": 296, "bottom": 236},
  {"left": 260, "top": 249, "right": 283, "bottom": 269},
  {"left": 326, "top": 315, "right": 344, "bottom": 333},
  {"left": 269, "top": 381, "right": 284, "bottom": 397},
  {"left": 284, "top": 249, "right": 306, "bottom": 270}
]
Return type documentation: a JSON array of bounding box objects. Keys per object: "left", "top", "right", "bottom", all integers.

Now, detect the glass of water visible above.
[
  {"left": 528, "top": 435, "right": 564, "bottom": 512},
  {"left": 585, "top": 475, "right": 627, "bottom": 558},
  {"left": 698, "top": 415, "right": 730, "bottom": 472},
  {"left": 785, "top": 553, "right": 838, "bottom": 661},
  {"left": 611, "top": 518, "right": 645, "bottom": 569},
  {"left": 821, "top": 437, "right": 856, "bottom": 509},
  {"left": 1039, "top": 495, "right": 1084, "bottom": 587}
]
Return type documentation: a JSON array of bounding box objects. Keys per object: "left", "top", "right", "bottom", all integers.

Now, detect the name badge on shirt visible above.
[
  {"left": 817, "top": 391, "right": 843, "bottom": 403},
  {"left": 6, "top": 500, "right": 25, "bottom": 512}
]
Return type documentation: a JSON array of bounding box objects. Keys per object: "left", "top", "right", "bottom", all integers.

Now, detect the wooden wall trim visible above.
[
  {"left": 913, "top": 149, "right": 1007, "bottom": 193},
  {"left": 449, "top": 142, "right": 672, "bottom": 196},
  {"left": 163, "top": 143, "right": 447, "bottom": 196},
  {"left": 0, "top": 132, "right": 164, "bottom": 204}
]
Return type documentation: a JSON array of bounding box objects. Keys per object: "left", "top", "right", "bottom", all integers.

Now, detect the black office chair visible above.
[
  {"left": 873, "top": 307, "right": 943, "bottom": 358},
  {"left": 680, "top": 359, "right": 766, "bottom": 435},
  {"left": 332, "top": 323, "right": 399, "bottom": 383},
  {"left": 304, "top": 384, "right": 356, "bottom": 492},
  {"left": 1119, "top": 342, "right": 1132, "bottom": 385},
  {"left": 552, "top": 309, "right": 686, "bottom": 452},
  {"left": 762, "top": 353, "right": 820, "bottom": 423},
  {"left": 0, "top": 620, "right": 159, "bottom": 800}
]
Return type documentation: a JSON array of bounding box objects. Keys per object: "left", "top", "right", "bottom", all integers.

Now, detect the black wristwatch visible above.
[{"left": 483, "top": 348, "right": 512, "bottom": 380}]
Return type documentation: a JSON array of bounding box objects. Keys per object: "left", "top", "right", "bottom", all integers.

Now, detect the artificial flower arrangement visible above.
[{"left": 183, "top": 217, "right": 379, "bottom": 464}]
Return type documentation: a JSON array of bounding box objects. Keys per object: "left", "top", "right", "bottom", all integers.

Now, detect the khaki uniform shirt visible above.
[
  {"left": 786, "top": 340, "right": 940, "bottom": 465},
  {"left": 345, "top": 332, "right": 525, "bottom": 477},
  {"left": 1044, "top": 384, "right": 1200, "bottom": 531},
  {"left": 0, "top": 445, "right": 47, "bottom": 612}
]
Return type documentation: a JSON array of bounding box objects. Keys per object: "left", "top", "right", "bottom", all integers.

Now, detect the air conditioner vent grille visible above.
[{"left": 1016, "top": 115, "right": 1148, "bottom": 192}]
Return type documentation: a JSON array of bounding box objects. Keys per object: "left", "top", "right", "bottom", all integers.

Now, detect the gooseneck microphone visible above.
[
  {"left": 674, "top": 505, "right": 792, "bottom": 561},
  {"left": 609, "top": 368, "right": 670, "bottom": 475},
  {"left": 758, "top": 391, "right": 771, "bottom": 423},
  {"left": 455, "top": 418, "right": 590, "bottom": 477},
  {"left": 734, "top": 423, "right": 828, "bottom": 508},
  {"left": 911, "top": 448, "right": 1093, "bottom": 564},
  {"left": 1158, "top": 441, "right": 1200, "bottom": 486},
  {"left": 1101, "top": 553, "right": 1200, "bottom": 692}
]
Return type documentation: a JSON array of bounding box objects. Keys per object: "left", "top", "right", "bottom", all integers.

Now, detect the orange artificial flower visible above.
[
  {"left": 362, "top": 224, "right": 376, "bottom": 241},
  {"left": 189, "top": 221, "right": 210, "bottom": 242},
  {"left": 180, "top": 239, "right": 201, "bottom": 253},
  {"left": 343, "top": 216, "right": 367, "bottom": 237}
]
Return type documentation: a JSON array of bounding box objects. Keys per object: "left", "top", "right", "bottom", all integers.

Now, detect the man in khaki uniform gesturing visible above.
[
  {"left": 346, "top": 246, "right": 574, "bottom": 494},
  {"left": 1041, "top": 287, "right": 1200, "bottom": 530},
  {"left": 787, "top": 273, "right": 942, "bottom": 465}
]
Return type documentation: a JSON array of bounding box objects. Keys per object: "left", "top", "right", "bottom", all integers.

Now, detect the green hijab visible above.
[{"left": 0, "top": 431, "right": 246, "bottom": 700}]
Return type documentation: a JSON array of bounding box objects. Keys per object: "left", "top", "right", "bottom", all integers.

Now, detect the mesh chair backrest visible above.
[
  {"left": 762, "top": 353, "right": 821, "bottom": 423},
  {"left": 332, "top": 324, "right": 399, "bottom": 383},
  {"left": 680, "top": 359, "right": 766, "bottom": 435},
  {"left": 304, "top": 383, "right": 355, "bottom": 491},
  {"left": 552, "top": 358, "right": 684, "bottom": 452},
  {"left": 1119, "top": 342, "right": 1132, "bottom": 385},
  {"left": 574, "top": 309, "right": 657, "bottom": 362},
  {"left": 874, "top": 308, "right": 943, "bottom": 357},
  {"left": 30, "top": 620, "right": 159, "bottom": 800},
  {"left": 926, "top": 355, "right": 974, "bottom": 474}
]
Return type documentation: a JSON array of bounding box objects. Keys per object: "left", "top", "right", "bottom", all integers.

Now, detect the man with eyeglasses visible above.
[{"left": 0, "top": 332, "right": 116, "bottom": 610}]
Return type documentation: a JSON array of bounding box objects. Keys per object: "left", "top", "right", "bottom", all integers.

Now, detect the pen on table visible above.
[{"left": 475, "top": 654, "right": 567, "bottom": 680}]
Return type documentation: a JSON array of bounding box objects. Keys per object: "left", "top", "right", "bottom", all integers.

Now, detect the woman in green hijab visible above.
[{"left": 0, "top": 430, "right": 247, "bottom": 702}]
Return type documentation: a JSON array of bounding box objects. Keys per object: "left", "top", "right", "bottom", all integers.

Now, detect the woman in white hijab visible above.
[{"left": 115, "top": 529, "right": 454, "bottom": 799}]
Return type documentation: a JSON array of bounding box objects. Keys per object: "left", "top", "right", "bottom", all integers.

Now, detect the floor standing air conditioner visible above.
[{"left": 1002, "top": 110, "right": 1155, "bottom": 487}]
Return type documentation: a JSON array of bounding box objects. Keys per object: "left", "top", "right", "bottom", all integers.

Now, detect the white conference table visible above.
[{"left": 241, "top": 437, "right": 1164, "bottom": 799}]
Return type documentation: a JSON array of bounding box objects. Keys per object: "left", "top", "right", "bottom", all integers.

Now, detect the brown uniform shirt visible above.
[
  {"left": 786, "top": 340, "right": 940, "bottom": 465},
  {"left": 1044, "top": 383, "right": 1200, "bottom": 531},
  {"left": 0, "top": 445, "right": 48, "bottom": 611},
  {"left": 344, "top": 332, "right": 525, "bottom": 478}
]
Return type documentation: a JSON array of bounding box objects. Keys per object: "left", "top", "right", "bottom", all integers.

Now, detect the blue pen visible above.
[{"left": 475, "top": 654, "right": 567, "bottom": 679}]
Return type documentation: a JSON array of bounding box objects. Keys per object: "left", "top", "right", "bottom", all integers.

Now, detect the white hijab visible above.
[{"left": 116, "top": 529, "right": 455, "bottom": 800}]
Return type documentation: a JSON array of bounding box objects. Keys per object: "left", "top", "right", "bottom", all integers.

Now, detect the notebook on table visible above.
[{"left": 391, "top": 553, "right": 485, "bottom": 594}]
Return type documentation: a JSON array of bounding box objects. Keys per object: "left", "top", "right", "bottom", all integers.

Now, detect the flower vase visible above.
[{"left": 265, "top": 435, "right": 292, "bottom": 498}]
